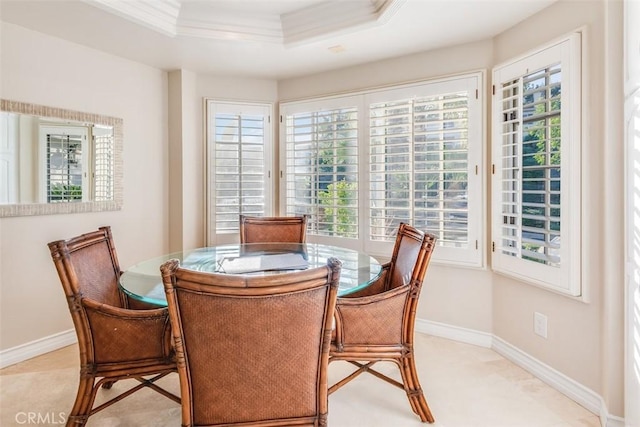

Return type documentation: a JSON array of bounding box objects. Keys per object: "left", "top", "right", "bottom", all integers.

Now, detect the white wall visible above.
[{"left": 0, "top": 23, "right": 170, "bottom": 349}]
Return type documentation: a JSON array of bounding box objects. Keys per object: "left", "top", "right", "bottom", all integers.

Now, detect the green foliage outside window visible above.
[
  {"left": 49, "top": 183, "right": 82, "bottom": 202},
  {"left": 318, "top": 179, "right": 357, "bottom": 236},
  {"left": 520, "top": 74, "right": 561, "bottom": 264}
]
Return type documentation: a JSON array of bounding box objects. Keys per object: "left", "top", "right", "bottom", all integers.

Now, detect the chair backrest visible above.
[
  {"left": 161, "top": 257, "right": 341, "bottom": 427},
  {"left": 384, "top": 223, "right": 437, "bottom": 345},
  {"left": 386, "top": 223, "right": 437, "bottom": 293},
  {"left": 239, "top": 215, "right": 309, "bottom": 243},
  {"left": 48, "top": 226, "right": 124, "bottom": 308}
]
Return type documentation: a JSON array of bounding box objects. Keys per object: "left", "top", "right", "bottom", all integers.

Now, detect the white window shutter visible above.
[{"left": 492, "top": 33, "right": 582, "bottom": 296}]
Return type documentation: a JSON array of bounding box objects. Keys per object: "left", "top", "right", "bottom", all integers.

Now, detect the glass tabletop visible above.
[{"left": 119, "top": 243, "right": 382, "bottom": 306}]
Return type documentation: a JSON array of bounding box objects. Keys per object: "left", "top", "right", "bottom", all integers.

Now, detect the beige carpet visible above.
[{"left": 0, "top": 334, "right": 600, "bottom": 427}]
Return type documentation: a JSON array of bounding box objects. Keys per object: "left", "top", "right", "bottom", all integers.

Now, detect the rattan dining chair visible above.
[
  {"left": 329, "top": 223, "right": 437, "bottom": 423},
  {"left": 47, "top": 227, "right": 179, "bottom": 427},
  {"left": 239, "top": 214, "right": 309, "bottom": 243},
  {"left": 160, "top": 256, "right": 341, "bottom": 427}
]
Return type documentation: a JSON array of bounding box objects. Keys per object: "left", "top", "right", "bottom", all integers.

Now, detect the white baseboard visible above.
[
  {"left": 491, "top": 336, "right": 603, "bottom": 415},
  {"left": 0, "top": 329, "right": 76, "bottom": 369},
  {"left": 0, "top": 320, "right": 627, "bottom": 427},
  {"left": 415, "top": 318, "right": 493, "bottom": 348},
  {"left": 416, "top": 319, "right": 624, "bottom": 427}
]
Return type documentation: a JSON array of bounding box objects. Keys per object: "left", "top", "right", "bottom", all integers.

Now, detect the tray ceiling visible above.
[
  {"left": 89, "top": 0, "right": 406, "bottom": 46},
  {"left": 0, "top": 0, "right": 557, "bottom": 79}
]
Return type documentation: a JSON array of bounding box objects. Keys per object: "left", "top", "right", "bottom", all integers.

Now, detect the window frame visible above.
[
  {"left": 205, "top": 99, "right": 274, "bottom": 245},
  {"left": 279, "top": 72, "right": 485, "bottom": 267},
  {"left": 491, "top": 33, "right": 582, "bottom": 296}
]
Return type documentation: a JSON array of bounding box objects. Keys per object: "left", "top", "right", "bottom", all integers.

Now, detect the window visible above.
[
  {"left": 40, "top": 125, "right": 88, "bottom": 203},
  {"left": 280, "top": 74, "right": 484, "bottom": 266},
  {"left": 33, "top": 123, "right": 112, "bottom": 204},
  {"left": 281, "top": 97, "right": 360, "bottom": 240},
  {"left": 365, "top": 77, "right": 483, "bottom": 265},
  {"left": 206, "top": 100, "right": 273, "bottom": 245},
  {"left": 491, "top": 33, "right": 582, "bottom": 295}
]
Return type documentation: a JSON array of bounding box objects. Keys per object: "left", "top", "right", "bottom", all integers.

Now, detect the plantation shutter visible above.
[
  {"left": 492, "top": 34, "right": 581, "bottom": 295},
  {"left": 214, "top": 114, "right": 266, "bottom": 231},
  {"left": 42, "top": 126, "right": 88, "bottom": 203},
  {"left": 499, "top": 66, "right": 562, "bottom": 264},
  {"left": 282, "top": 103, "right": 359, "bottom": 239},
  {"left": 206, "top": 101, "right": 272, "bottom": 243},
  {"left": 369, "top": 92, "right": 470, "bottom": 247},
  {"left": 499, "top": 77, "right": 521, "bottom": 259},
  {"left": 280, "top": 73, "right": 483, "bottom": 265},
  {"left": 93, "top": 125, "right": 115, "bottom": 202}
]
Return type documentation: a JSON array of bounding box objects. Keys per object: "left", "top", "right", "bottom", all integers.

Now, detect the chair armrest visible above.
[
  {"left": 84, "top": 297, "right": 168, "bottom": 318},
  {"left": 333, "top": 284, "right": 409, "bottom": 348},
  {"left": 82, "top": 298, "right": 173, "bottom": 363}
]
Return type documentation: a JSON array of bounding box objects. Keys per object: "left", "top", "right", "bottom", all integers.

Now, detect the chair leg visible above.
[
  {"left": 397, "top": 354, "right": 435, "bottom": 423},
  {"left": 66, "top": 371, "right": 179, "bottom": 426},
  {"left": 66, "top": 374, "right": 98, "bottom": 427}
]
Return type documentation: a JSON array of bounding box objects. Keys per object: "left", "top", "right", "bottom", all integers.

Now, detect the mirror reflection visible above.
[
  {"left": 0, "top": 100, "right": 122, "bottom": 217},
  {"left": 1, "top": 112, "right": 114, "bottom": 204}
]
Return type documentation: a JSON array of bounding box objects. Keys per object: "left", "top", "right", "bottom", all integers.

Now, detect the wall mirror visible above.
[{"left": 0, "top": 99, "right": 123, "bottom": 217}]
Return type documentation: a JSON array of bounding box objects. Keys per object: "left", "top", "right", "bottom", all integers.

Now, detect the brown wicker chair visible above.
[
  {"left": 239, "top": 214, "right": 309, "bottom": 243},
  {"left": 160, "top": 256, "right": 341, "bottom": 427},
  {"left": 329, "top": 223, "right": 437, "bottom": 423},
  {"left": 47, "top": 226, "right": 179, "bottom": 427}
]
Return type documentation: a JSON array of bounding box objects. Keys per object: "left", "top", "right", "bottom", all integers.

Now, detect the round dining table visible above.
[{"left": 119, "top": 242, "right": 383, "bottom": 306}]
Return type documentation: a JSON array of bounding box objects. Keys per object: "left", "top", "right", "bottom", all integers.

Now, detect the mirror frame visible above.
[{"left": 0, "top": 99, "right": 123, "bottom": 217}]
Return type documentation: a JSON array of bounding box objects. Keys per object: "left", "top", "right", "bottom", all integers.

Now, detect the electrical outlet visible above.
[{"left": 534, "top": 312, "right": 548, "bottom": 338}]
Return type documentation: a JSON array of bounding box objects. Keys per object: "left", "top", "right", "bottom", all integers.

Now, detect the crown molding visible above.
[
  {"left": 177, "top": 15, "right": 283, "bottom": 43},
  {"left": 85, "top": 0, "right": 406, "bottom": 46},
  {"left": 281, "top": 0, "right": 406, "bottom": 46},
  {"left": 86, "top": 0, "right": 182, "bottom": 37}
]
